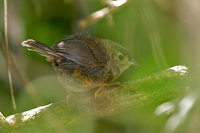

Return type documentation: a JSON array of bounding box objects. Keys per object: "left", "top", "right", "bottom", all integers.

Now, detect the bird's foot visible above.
[{"left": 94, "top": 82, "right": 120, "bottom": 102}]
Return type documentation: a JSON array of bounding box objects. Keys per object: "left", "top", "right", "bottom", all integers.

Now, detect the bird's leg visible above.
[
  {"left": 66, "top": 90, "right": 77, "bottom": 103},
  {"left": 94, "top": 82, "right": 120, "bottom": 101},
  {"left": 66, "top": 92, "right": 72, "bottom": 103}
]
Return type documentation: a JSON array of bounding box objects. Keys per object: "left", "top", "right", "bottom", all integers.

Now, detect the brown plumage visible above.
[{"left": 22, "top": 33, "right": 135, "bottom": 93}]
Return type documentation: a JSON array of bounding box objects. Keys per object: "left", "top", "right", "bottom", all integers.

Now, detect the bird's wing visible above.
[{"left": 52, "top": 34, "right": 110, "bottom": 67}]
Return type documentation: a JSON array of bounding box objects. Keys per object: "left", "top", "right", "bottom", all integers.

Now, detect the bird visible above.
[{"left": 21, "top": 33, "right": 135, "bottom": 97}]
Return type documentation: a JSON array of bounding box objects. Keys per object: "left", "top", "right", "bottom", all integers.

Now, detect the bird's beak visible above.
[{"left": 129, "top": 59, "right": 140, "bottom": 67}]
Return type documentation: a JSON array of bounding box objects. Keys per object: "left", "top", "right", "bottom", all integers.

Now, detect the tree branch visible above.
[{"left": 1, "top": 65, "right": 188, "bottom": 132}]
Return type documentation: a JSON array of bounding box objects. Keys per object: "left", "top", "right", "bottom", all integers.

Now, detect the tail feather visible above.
[{"left": 21, "top": 39, "right": 59, "bottom": 58}]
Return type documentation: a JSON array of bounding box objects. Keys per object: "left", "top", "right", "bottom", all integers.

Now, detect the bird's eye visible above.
[{"left": 118, "top": 54, "right": 124, "bottom": 60}]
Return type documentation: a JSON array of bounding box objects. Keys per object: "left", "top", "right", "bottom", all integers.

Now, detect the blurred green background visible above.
[{"left": 0, "top": 0, "right": 199, "bottom": 133}]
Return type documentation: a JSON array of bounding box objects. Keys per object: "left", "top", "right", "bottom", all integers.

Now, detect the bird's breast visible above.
[{"left": 53, "top": 59, "right": 115, "bottom": 92}]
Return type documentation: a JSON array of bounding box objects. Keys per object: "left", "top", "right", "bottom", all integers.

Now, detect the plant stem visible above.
[{"left": 4, "top": 0, "right": 17, "bottom": 110}]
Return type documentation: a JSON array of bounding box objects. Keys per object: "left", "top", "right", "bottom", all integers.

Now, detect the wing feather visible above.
[{"left": 52, "top": 34, "right": 110, "bottom": 67}]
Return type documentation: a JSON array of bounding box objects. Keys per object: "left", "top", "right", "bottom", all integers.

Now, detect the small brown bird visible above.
[{"left": 21, "top": 33, "right": 135, "bottom": 95}]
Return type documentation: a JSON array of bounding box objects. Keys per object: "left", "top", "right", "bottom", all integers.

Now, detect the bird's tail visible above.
[{"left": 21, "top": 39, "right": 59, "bottom": 59}]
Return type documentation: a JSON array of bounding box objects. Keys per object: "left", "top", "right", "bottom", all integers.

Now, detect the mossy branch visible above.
[{"left": 0, "top": 65, "right": 188, "bottom": 132}]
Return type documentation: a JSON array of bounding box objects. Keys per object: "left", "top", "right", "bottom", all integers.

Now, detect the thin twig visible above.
[
  {"left": 79, "top": 0, "right": 129, "bottom": 29},
  {"left": 4, "top": 0, "right": 17, "bottom": 110}
]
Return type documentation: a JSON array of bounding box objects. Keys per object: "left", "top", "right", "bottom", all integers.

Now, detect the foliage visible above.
[{"left": 0, "top": 0, "right": 199, "bottom": 133}]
